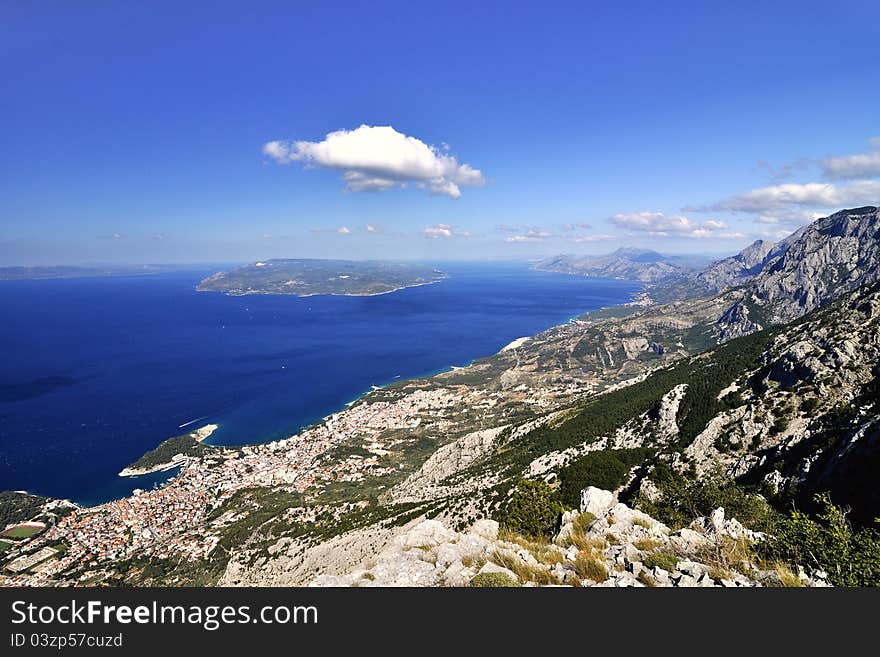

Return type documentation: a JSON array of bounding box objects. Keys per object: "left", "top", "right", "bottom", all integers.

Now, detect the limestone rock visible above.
[{"left": 580, "top": 486, "right": 616, "bottom": 516}]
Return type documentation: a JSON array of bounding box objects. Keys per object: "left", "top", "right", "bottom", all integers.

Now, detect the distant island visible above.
[
  {"left": 0, "top": 264, "right": 187, "bottom": 281},
  {"left": 196, "top": 259, "right": 447, "bottom": 297},
  {"left": 119, "top": 424, "right": 218, "bottom": 477}
]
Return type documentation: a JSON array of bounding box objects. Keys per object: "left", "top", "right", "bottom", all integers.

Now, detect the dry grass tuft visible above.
[
  {"left": 491, "top": 550, "right": 561, "bottom": 586},
  {"left": 573, "top": 550, "right": 608, "bottom": 582}
]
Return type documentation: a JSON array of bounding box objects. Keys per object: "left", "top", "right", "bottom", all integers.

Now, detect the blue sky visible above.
[{"left": 2, "top": 0, "right": 879, "bottom": 265}]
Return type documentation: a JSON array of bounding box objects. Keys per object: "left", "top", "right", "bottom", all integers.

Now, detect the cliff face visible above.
[
  {"left": 752, "top": 206, "right": 880, "bottom": 322},
  {"left": 692, "top": 239, "right": 787, "bottom": 294},
  {"left": 716, "top": 207, "right": 880, "bottom": 340}
]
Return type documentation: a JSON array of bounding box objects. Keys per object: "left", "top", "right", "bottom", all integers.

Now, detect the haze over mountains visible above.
[{"left": 534, "top": 248, "right": 710, "bottom": 284}]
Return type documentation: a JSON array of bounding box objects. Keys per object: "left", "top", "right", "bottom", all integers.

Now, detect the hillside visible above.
[{"left": 196, "top": 259, "right": 447, "bottom": 296}]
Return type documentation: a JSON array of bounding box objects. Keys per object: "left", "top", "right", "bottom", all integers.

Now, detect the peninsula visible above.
[
  {"left": 196, "top": 259, "right": 447, "bottom": 297},
  {"left": 118, "top": 424, "right": 218, "bottom": 477}
]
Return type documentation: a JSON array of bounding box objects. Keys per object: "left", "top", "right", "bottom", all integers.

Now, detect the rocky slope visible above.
[
  {"left": 656, "top": 238, "right": 789, "bottom": 302},
  {"left": 310, "top": 487, "right": 826, "bottom": 587},
  {"left": 717, "top": 206, "right": 880, "bottom": 339}
]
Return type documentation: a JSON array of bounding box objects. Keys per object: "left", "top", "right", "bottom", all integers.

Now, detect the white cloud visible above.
[
  {"left": 822, "top": 137, "right": 880, "bottom": 179},
  {"left": 566, "top": 233, "right": 616, "bottom": 243},
  {"left": 753, "top": 209, "right": 826, "bottom": 226},
  {"left": 262, "top": 125, "right": 485, "bottom": 198},
  {"left": 365, "top": 224, "right": 380, "bottom": 233},
  {"left": 504, "top": 227, "right": 554, "bottom": 243},
  {"left": 422, "top": 223, "right": 473, "bottom": 239},
  {"left": 337, "top": 226, "right": 351, "bottom": 235},
  {"left": 423, "top": 225, "right": 453, "bottom": 239},
  {"left": 609, "top": 211, "right": 732, "bottom": 238},
  {"left": 703, "top": 180, "right": 880, "bottom": 213}
]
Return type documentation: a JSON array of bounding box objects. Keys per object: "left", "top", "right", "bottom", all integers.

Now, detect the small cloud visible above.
[
  {"left": 262, "top": 124, "right": 485, "bottom": 198},
  {"left": 502, "top": 226, "right": 556, "bottom": 242},
  {"left": 505, "top": 235, "right": 544, "bottom": 243},
  {"left": 98, "top": 232, "right": 124, "bottom": 240},
  {"left": 566, "top": 233, "right": 616, "bottom": 243},
  {"left": 152, "top": 233, "right": 167, "bottom": 240},
  {"left": 365, "top": 224, "right": 381, "bottom": 233},
  {"left": 561, "top": 222, "right": 593, "bottom": 231},
  {"left": 337, "top": 226, "right": 351, "bottom": 235},
  {"left": 752, "top": 209, "right": 825, "bottom": 227},
  {"left": 822, "top": 137, "right": 880, "bottom": 180},
  {"left": 609, "top": 211, "right": 730, "bottom": 238},
  {"left": 422, "top": 223, "right": 472, "bottom": 239}
]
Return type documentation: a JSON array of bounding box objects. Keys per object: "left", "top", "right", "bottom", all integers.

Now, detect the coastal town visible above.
[
  {"left": 0, "top": 325, "right": 647, "bottom": 587},
  {"left": 0, "top": 384, "right": 494, "bottom": 586}
]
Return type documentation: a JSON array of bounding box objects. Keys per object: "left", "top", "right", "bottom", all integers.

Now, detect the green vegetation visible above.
[
  {"left": 674, "top": 330, "right": 771, "bottom": 447},
  {"left": 642, "top": 551, "right": 678, "bottom": 572},
  {"left": 469, "top": 572, "right": 520, "bottom": 587},
  {"left": 197, "top": 259, "right": 446, "bottom": 297},
  {"left": 126, "top": 433, "right": 213, "bottom": 472},
  {"left": 557, "top": 448, "right": 651, "bottom": 507},
  {"left": 0, "top": 492, "right": 47, "bottom": 528},
  {"left": 499, "top": 479, "right": 563, "bottom": 538},
  {"left": 761, "top": 494, "right": 880, "bottom": 587},
  {"left": 636, "top": 467, "right": 776, "bottom": 532}
]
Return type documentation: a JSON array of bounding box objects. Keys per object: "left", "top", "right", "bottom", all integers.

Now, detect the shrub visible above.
[
  {"left": 469, "top": 572, "right": 520, "bottom": 587},
  {"left": 636, "top": 468, "right": 777, "bottom": 531},
  {"left": 643, "top": 551, "right": 678, "bottom": 572},
  {"left": 500, "top": 479, "right": 563, "bottom": 538},
  {"left": 636, "top": 571, "right": 656, "bottom": 587},
  {"left": 760, "top": 494, "right": 880, "bottom": 587},
  {"left": 572, "top": 511, "right": 596, "bottom": 534}
]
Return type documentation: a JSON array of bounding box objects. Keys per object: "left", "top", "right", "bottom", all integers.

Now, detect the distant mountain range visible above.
[{"left": 534, "top": 248, "right": 711, "bottom": 284}]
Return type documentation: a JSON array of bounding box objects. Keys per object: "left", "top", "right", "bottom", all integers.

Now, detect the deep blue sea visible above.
[{"left": 0, "top": 262, "right": 640, "bottom": 506}]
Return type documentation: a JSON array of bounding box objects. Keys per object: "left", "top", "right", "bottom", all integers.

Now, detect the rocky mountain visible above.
[
  {"left": 655, "top": 239, "right": 790, "bottom": 302},
  {"left": 716, "top": 206, "right": 880, "bottom": 340},
  {"left": 534, "top": 248, "right": 699, "bottom": 284}
]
